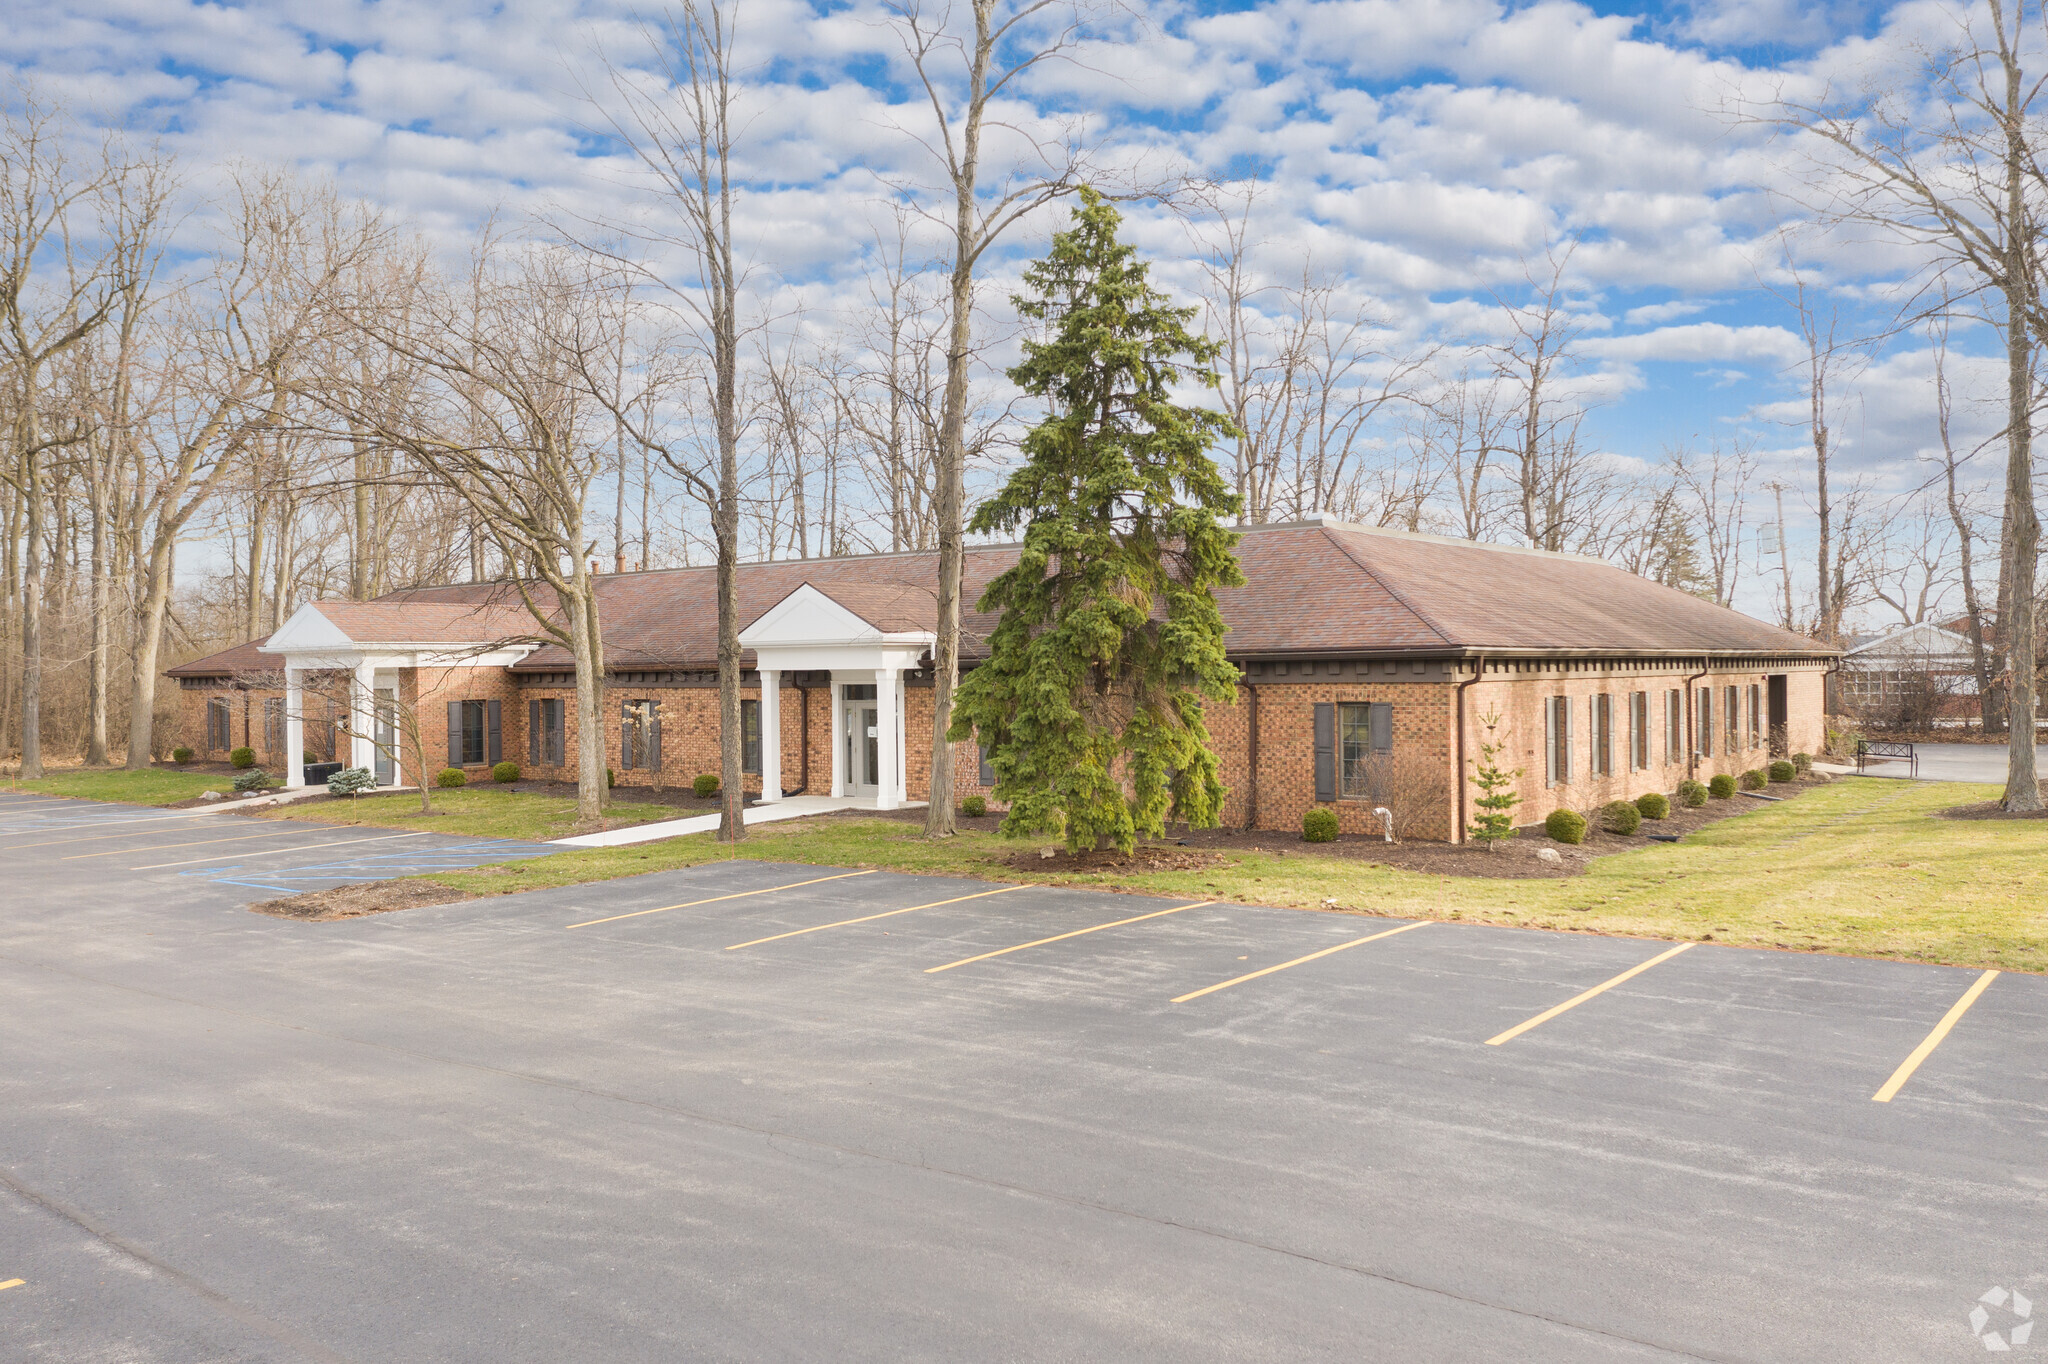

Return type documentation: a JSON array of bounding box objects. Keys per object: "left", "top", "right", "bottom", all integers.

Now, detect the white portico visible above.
[
  {"left": 737, "top": 583, "right": 936, "bottom": 812},
  {"left": 259, "top": 600, "right": 535, "bottom": 790}
]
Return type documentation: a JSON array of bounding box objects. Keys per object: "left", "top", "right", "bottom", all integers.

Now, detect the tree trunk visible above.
[
  {"left": 567, "top": 576, "right": 609, "bottom": 824},
  {"left": 2001, "top": 288, "right": 2041, "bottom": 808},
  {"left": 125, "top": 534, "right": 175, "bottom": 769},
  {"left": 85, "top": 453, "right": 113, "bottom": 765},
  {"left": 19, "top": 442, "right": 44, "bottom": 780}
]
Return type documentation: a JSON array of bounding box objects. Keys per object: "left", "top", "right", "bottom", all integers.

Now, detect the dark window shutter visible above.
[
  {"left": 1313, "top": 702, "right": 1336, "bottom": 802},
  {"left": 620, "top": 700, "right": 635, "bottom": 770},
  {"left": 977, "top": 741, "right": 994, "bottom": 787},
  {"left": 550, "top": 700, "right": 564, "bottom": 764},
  {"left": 1368, "top": 702, "right": 1392, "bottom": 754},
  {"left": 648, "top": 704, "right": 661, "bottom": 770},
  {"left": 485, "top": 700, "right": 502, "bottom": 765},
  {"left": 447, "top": 702, "right": 462, "bottom": 767},
  {"left": 529, "top": 700, "right": 540, "bottom": 764}
]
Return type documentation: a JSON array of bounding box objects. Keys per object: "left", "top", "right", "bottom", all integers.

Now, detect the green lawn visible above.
[
  {"left": 259, "top": 787, "right": 690, "bottom": 842},
  {"left": 420, "top": 778, "right": 2048, "bottom": 974},
  {"left": 6, "top": 767, "right": 232, "bottom": 806}
]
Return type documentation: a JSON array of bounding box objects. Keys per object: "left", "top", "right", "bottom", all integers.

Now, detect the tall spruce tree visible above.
[{"left": 950, "top": 189, "right": 1243, "bottom": 854}]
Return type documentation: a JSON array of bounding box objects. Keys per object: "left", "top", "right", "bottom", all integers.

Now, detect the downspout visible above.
[
  {"left": 1684, "top": 660, "right": 1709, "bottom": 778},
  {"left": 1242, "top": 679, "right": 1260, "bottom": 831},
  {"left": 1454, "top": 656, "right": 1484, "bottom": 844}
]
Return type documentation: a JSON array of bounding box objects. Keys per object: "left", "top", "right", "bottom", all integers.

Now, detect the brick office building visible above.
[{"left": 168, "top": 519, "right": 1836, "bottom": 841}]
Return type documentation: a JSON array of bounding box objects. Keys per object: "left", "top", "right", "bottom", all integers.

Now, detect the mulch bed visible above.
[
  {"left": 248, "top": 879, "right": 473, "bottom": 922},
  {"left": 851, "top": 773, "right": 1836, "bottom": 880},
  {"left": 1937, "top": 782, "right": 2048, "bottom": 821}
]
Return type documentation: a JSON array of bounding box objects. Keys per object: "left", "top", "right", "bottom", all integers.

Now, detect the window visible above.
[
  {"left": 1631, "top": 692, "right": 1649, "bottom": 771},
  {"left": 206, "top": 697, "right": 232, "bottom": 752},
  {"left": 977, "top": 741, "right": 995, "bottom": 787},
  {"left": 1545, "top": 695, "right": 1572, "bottom": 787},
  {"left": 844, "top": 683, "right": 877, "bottom": 701},
  {"left": 1665, "top": 689, "right": 1681, "bottom": 765},
  {"left": 1338, "top": 701, "right": 1392, "bottom": 798},
  {"left": 741, "top": 699, "right": 761, "bottom": 775},
  {"left": 1697, "top": 688, "right": 1713, "bottom": 758},
  {"left": 1724, "top": 684, "right": 1739, "bottom": 752},
  {"left": 263, "top": 697, "right": 284, "bottom": 756},
  {"left": 1747, "top": 684, "right": 1762, "bottom": 750},
  {"left": 1591, "top": 694, "right": 1613, "bottom": 778},
  {"left": 528, "top": 698, "right": 564, "bottom": 765},
  {"left": 447, "top": 700, "right": 499, "bottom": 766},
  {"left": 620, "top": 699, "right": 659, "bottom": 770}
]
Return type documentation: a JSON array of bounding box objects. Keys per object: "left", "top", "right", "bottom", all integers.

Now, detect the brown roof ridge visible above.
[
  {"left": 1305, "top": 515, "right": 1609, "bottom": 565},
  {"left": 1314, "top": 524, "right": 1459, "bottom": 649}
]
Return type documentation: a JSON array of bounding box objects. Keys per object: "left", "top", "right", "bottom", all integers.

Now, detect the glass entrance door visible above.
[
  {"left": 844, "top": 704, "right": 878, "bottom": 794},
  {"left": 374, "top": 688, "right": 397, "bottom": 787}
]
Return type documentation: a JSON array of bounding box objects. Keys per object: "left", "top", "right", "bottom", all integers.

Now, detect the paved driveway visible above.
[{"left": 1, "top": 792, "right": 2043, "bottom": 1361}]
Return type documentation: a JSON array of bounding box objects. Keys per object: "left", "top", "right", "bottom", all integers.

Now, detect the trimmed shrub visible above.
[
  {"left": 228, "top": 746, "right": 256, "bottom": 769},
  {"left": 1708, "top": 773, "right": 1736, "bottom": 799},
  {"left": 605, "top": 767, "right": 617, "bottom": 789},
  {"left": 1769, "top": 759, "right": 1796, "bottom": 783},
  {"left": 1635, "top": 791, "right": 1670, "bottom": 820},
  {"left": 1545, "top": 807, "right": 1587, "bottom": 844},
  {"left": 170, "top": 746, "right": 193, "bottom": 764},
  {"left": 232, "top": 769, "right": 275, "bottom": 793},
  {"left": 304, "top": 750, "right": 318, "bottom": 765},
  {"left": 1791, "top": 752, "right": 1812, "bottom": 774},
  {"left": 1740, "top": 768, "right": 1768, "bottom": 791},
  {"left": 693, "top": 773, "right": 720, "bottom": 798},
  {"left": 1677, "top": 779, "right": 1708, "bottom": 808},
  {"left": 1302, "top": 808, "right": 1340, "bottom": 843},
  {"left": 328, "top": 767, "right": 376, "bottom": 798},
  {"left": 1600, "top": 800, "right": 1641, "bottom": 835},
  {"left": 961, "top": 795, "right": 987, "bottom": 818},
  {"left": 436, "top": 767, "right": 467, "bottom": 788},
  {"left": 491, "top": 761, "right": 521, "bottom": 784}
]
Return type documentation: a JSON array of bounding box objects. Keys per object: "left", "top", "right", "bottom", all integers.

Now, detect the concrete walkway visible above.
[
  {"left": 1851, "top": 741, "right": 2048, "bottom": 783},
  {"left": 550, "top": 794, "right": 926, "bottom": 848}
]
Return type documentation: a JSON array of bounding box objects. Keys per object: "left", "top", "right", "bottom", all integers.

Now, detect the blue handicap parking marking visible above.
[{"left": 193, "top": 838, "right": 559, "bottom": 895}]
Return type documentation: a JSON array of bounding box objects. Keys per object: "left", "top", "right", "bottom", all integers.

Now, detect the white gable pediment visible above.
[
  {"left": 261, "top": 602, "right": 355, "bottom": 652},
  {"left": 740, "top": 583, "right": 888, "bottom": 648}
]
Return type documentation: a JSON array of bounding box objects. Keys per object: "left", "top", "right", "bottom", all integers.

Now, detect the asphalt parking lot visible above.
[{"left": 1, "top": 792, "right": 2042, "bottom": 1361}]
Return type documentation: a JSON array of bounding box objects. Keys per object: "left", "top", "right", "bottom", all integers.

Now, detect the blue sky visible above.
[{"left": 5, "top": 0, "right": 2002, "bottom": 625}]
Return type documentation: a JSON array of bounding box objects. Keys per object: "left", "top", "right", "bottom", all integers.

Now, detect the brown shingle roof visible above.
[
  {"left": 222, "top": 521, "right": 1831, "bottom": 678},
  {"left": 166, "top": 636, "right": 275, "bottom": 679},
  {"left": 308, "top": 600, "right": 538, "bottom": 644}
]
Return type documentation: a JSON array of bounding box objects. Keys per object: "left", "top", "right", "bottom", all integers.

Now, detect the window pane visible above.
[
  {"left": 742, "top": 700, "right": 761, "bottom": 774},
  {"left": 1339, "top": 703, "right": 1370, "bottom": 798}
]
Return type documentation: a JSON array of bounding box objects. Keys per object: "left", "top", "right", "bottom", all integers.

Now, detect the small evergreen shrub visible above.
[
  {"left": 328, "top": 767, "right": 376, "bottom": 798},
  {"left": 1465, "top": 706, "right": 1522, "bottom": 849},
  {"left": 1600, "top": 800, "right": 1641, "bottom": 835},
  {"left": 170, "top": 746, "right": 193, "bottom": 764},
  {"left": 605, "top": 767, "right": 617, "bottom": 789},
  {"left": 1678, "top": 779, "right": 1708, "bottom": 808},
  {"left": 1708, "top": 773, "right": 1736, "bottom": 799},
  {"left": 962, "top": 795, "right": 987, "bottom": 817},
  {"left": 693, "top": 773, "right": 720, "bottom": 798},
  {"left": 1769, "top": 759, "right": 1796, "bottom": 783},
  {"left": 229, "top": 746, "right": 256, "bottom": 769},
  {"left": 304, "top": 750, "right": 318, "bottom": 765},
  {"left": 436, "top": 767, "right": 467, "bottom": 788},
  {"left": 1302, "top": 808, "right": 1340, "bottom": 843},
  {"left": 232, "top": 769, "right": 276, "bottom": 793},
  {"left": 491, "top": 761, "right": 521, "bottom": 784},
  {"left": 1740, "top": 768, "right": 1767, "bottom": 791},
  {"left": 1635, "top": 792, "right": 1669, "bottom": 820},
  {"left": 1545, "top": 808, "right": 1587, "bottom": 844},
  {"left": 1791, "top": 752, "right": 1812, "bottom": 774}
]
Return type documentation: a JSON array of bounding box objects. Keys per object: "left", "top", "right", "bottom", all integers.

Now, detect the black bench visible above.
[{"left": 1854, "top": 740, "right": 1918, "bottom": 778}]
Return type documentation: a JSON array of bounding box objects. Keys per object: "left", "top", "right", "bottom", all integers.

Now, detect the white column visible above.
[
  {"left": 829, "top": 681, "right": 845, "bottom": 797},
  {"left": 285, "top": 665, "right": 306, "bottom": 789},
  {"left": 759, "top": 669, "right": 782, "bottom": 802},
  {"left": 895, "top": 670, "right": 909, "bottom": 803},
  {"left": 351, "top": 659, "right": 377, "bottom": 774},
  {"left": 874, "top": 666, "right": 900, "bottom": 811}
]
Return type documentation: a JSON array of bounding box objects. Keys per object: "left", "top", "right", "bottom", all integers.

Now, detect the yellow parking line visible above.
[
  {"left": 1173, "top": 920, "right": 1432, "bottom": 1003},
  {"left": 0, "top": 1278, "right": 22, "bottom": 1291},
  {"left": 2, "top": 810, "right": 236, "bottom": 847},
  {"left": 1485, "top": 941, "right": 1696, "bottom": 1046},
  {"left": 565, "top": 870, "right": 875, "bottom": 929},
  {"left": 60, "top": 827, "right": 321, "bottom": 860},
  {"left": 726, "top": 884, "right": 1028, "bottom": 949},
  {"left": 133, "top": 831, "right": 431, "bottom": 870},
  {"left": 925, "top": 901, "right": 1213, "bottom": 975},
  {"left": 1872, "top": 970, "right": 1999, "bottom": 1103}
]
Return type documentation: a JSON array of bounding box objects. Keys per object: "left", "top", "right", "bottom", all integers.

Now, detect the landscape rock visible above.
[
  {"left": 1536, "top": 847, "right": 1562, "bottom": 865},
  {"left": 198, "top": 790, "right": 224, "bottom": 803}
]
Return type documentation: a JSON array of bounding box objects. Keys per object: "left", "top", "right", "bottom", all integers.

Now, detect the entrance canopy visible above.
[{"left": 738, "top": 583, "right": 937, "bottom": 810}]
